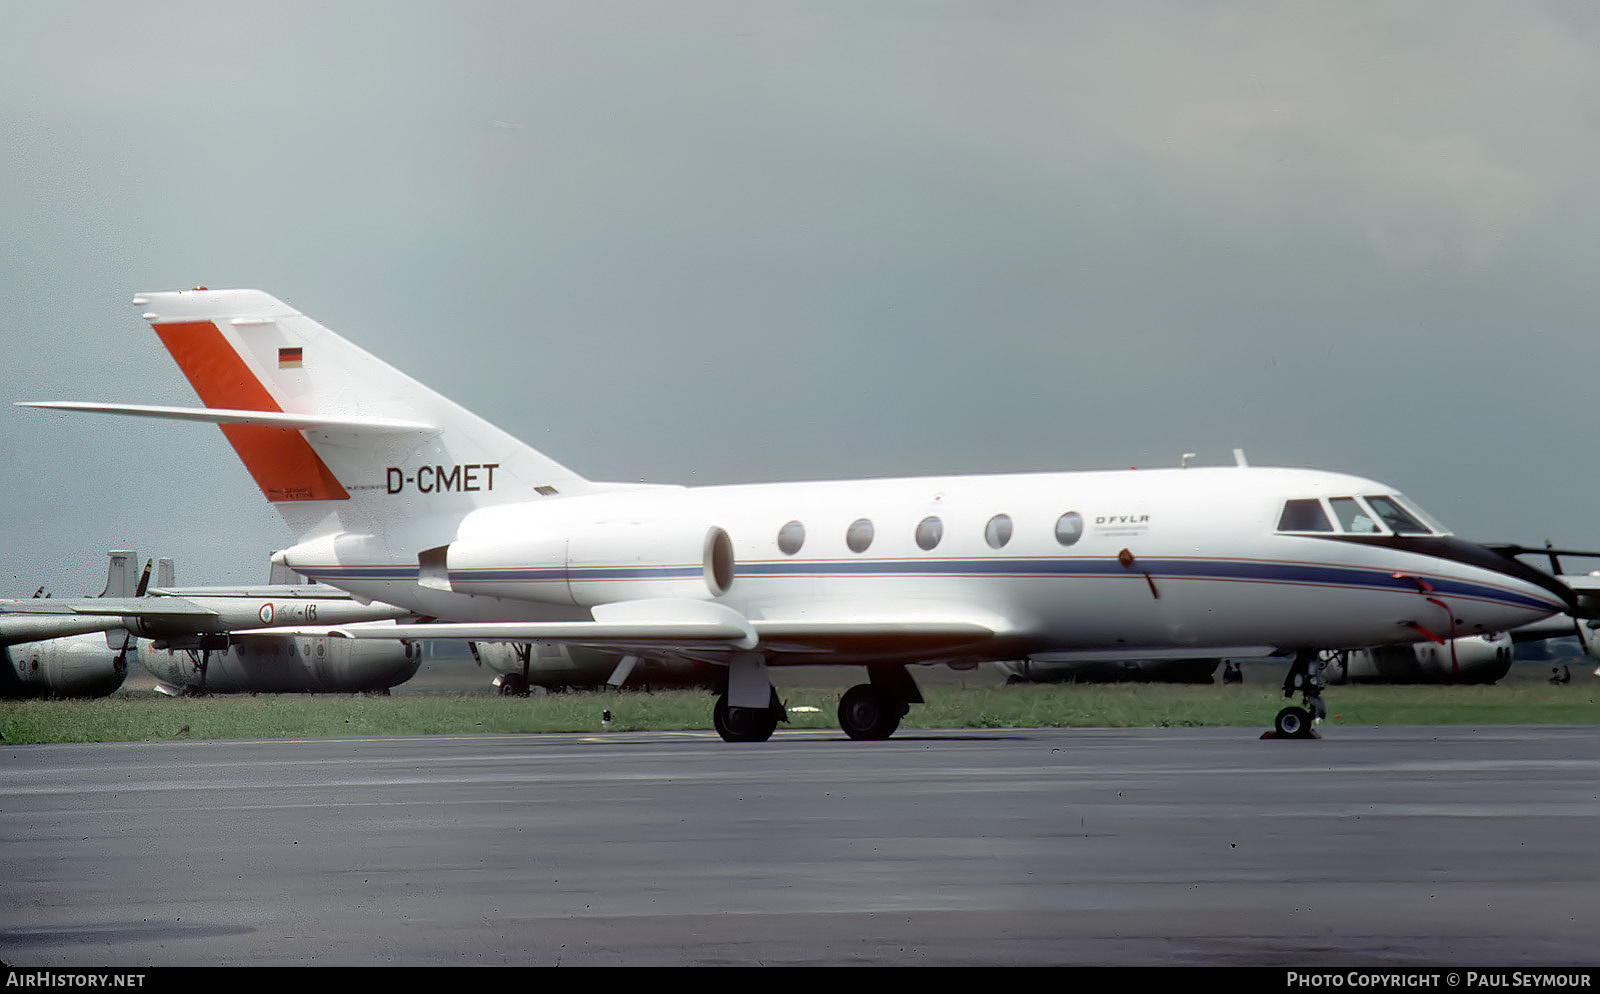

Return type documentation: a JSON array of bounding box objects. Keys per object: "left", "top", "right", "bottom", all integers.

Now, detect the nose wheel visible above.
[
  {"left": 1268, "top": 650, "right": 1326, "bottom": 739},
  {"left": 1273, "top": 705, "right": 1312, "bottom": 738}
]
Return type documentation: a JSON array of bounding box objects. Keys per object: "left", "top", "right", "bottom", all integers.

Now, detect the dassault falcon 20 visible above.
[{"left": 22, "top": 288, "right": 1577, "bottom": 740}]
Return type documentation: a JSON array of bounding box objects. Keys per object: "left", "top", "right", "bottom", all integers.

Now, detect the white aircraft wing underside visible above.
[
  {"left": 749, "top": 619, "right": 999, "bottom": 654},
  {"left": 228, "top": 621, "right": 409, "bottom": 637},
  {"left": 340, "top": 620, "right": 748, "bottom": 645},
  {"left": 1027, "top": 646, "right": 1278, "bottom": 663},
  {"left": 331, "top": 599, "right": 1005, "bottom": 658},
  {"left": 333, "top": 620, "right": 1000, "bottom": 659}
]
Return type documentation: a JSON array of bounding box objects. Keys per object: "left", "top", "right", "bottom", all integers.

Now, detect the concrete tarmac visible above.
[{"left": 2, "top": 725, "right": 1595, "bottom": 967}]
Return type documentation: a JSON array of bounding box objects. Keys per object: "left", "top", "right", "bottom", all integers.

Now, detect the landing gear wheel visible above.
[
  {"left": 714, "top": 693, "right": 780, "bottom": 742},
  {"left": 838, "top": 684, "right": 904, "bottom": 740},
  {"left": 498, "top": 673, "right": 529, "bottom": 697},
  {"left": 1274, "top": 706, "right": 1312, "bottom": 739},
  {"left": 1269, "top": 650, "right": 1326, "bottom": 740}
]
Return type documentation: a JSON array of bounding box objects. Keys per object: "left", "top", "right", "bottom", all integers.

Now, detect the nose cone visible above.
[{"left": 1426, "top": 537, "right": 1576, "bottom": 626}]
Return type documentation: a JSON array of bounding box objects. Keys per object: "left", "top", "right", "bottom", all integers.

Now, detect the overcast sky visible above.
[{"left": 3, "top": 1, "right": 1599, "bottom": 596}]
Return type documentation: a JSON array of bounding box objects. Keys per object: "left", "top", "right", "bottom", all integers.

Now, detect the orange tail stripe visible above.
[{"left": 153, "top": 321, "right": 349, "bottom": 502}]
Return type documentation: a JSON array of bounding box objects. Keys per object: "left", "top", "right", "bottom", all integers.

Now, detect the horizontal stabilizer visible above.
[{"left": 18, "top": 401, "right": 438, "bottom": 435}]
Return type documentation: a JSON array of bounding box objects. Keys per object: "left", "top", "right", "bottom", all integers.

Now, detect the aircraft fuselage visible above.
[{"left": 282, "top": 466, "right": 1569, "bottom": 664}]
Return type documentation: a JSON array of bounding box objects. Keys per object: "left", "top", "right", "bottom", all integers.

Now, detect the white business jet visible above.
[{"left": 21, "top": 289, "right": 1576, "bottom": 739}]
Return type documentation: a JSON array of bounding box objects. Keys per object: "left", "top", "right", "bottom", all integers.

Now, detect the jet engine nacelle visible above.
[
  {"left": 0, "top": 633, "right": 127, "bottom": 699},
  {"left": 436, "top": 520, "right": 736, "bottom": 607}
]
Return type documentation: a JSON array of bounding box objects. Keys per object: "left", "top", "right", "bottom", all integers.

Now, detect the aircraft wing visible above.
[
  {"left": 223, "top": 620, "right": 410, "bottom": 639},
  {"left": 0, "top": 615, "right": 126, "bottom": 646},
  {"left": 0, "top": 598, "right": 218, "bottom": 647},
  {"left": 330, "top": 599, "right": 1007, "bottom": 658},
  {"left": 749, "top": 601, "right": 1011, "bottom": 655},
  {"left": 1508, "top": 617, "right": 1589, "bottom": 643},
  {"left": 0, "top": 599, "right": 218, "bottom": 618},
  {"left": 748, "top": 619, "right": 1000, "bottom": 655},
  {"left": 1556, "top": 573, "right": 1600, "bottom": 619},
  {"left": 1476, "top": 546, "right": 1600, "bottom": 617},
  {"left": 1026, "top": 646, "right": 1278, "bottom": 663}
]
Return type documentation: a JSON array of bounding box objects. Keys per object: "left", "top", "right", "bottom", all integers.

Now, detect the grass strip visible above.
[{"left": 1, "top": 682, "right": 1594, "bottom": 745}]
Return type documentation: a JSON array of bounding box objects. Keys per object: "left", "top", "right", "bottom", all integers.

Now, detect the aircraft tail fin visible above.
[
  {"left": 27, "top": 289, "right": 618, "bottom": 546},
  {"left": 97, "top": 550, "right": 139, "bottom": 651},
  {"left": 98, "top": 551, "right": 138, "bottom": 599}
]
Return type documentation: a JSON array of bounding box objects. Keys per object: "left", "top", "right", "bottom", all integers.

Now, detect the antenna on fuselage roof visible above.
[
  {"left": 1233, "top": 448, "right": 1249, "bottom": 468},
  {"left": 1180, "top": 453, "right": 1197, "bottom": 469}
]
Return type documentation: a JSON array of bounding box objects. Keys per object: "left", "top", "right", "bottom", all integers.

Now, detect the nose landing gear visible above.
[{"left": 1268, "top": 650, "right": 1327, "bottom": 739}]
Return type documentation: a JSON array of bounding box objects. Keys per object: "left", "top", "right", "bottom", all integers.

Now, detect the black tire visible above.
[
  {"left": 838, "top": 684, "right": 902, "bottom": 740},
  {"left": 1274, "top": 706, "right": 1312, "bottom": 738},
  {"left": 498, "top": 673, "right": 529, "bottom": 697},
  {"left": 713, "top": 693, "right": 778, "bottom": 742}
]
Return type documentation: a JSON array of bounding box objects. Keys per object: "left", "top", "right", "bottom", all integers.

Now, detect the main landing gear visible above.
[
  {"left": 1270, "top": 649, "right": 1327, "bottom": 740},
  {"left": 837, "top": 684, "right": 908, "bottom": 740},
  {"left": 837, "top": 665, "right": 922, "bottom": 741},
  {"left": 710, "top": 663, "right": 923, "bottom": 743},
  {"left": 713, "top": 688, "right": 786, "bottom": 743}
]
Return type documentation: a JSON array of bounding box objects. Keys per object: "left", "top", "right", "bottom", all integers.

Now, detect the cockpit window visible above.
[
  {"left": 1279, "top": 493, "right": 1445, "bottom": 536},
  {"left": 1277, "top": 499, "right": 1333, "bottom": 532},
  {"left": 1363, "top": 495, "right": 1431, "bottom": 535},
  {"left": 1329, "top": 497, "right": 1379, "bottom": 534},
  {"left": 1390, "top": 493, "right": 1449, "bottom": 534}
]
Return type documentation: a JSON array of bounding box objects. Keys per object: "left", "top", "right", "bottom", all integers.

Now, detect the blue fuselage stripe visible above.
[{"left": 295, "top": 556, "right": 1562, "bottom": 614}]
